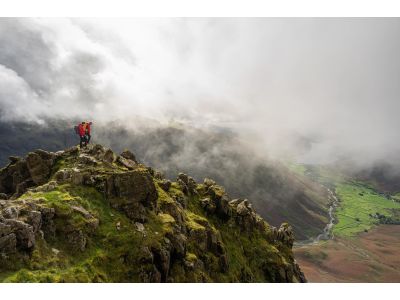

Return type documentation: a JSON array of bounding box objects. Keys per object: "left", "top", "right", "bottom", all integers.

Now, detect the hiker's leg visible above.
[
  {"left": 87, "top": 134, "right": 91, "bottom": 144},
  {"left": 80, "top": 136, "right": 84, "bottom": 148}
]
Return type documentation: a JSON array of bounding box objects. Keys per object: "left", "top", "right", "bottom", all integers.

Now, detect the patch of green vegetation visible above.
[
  {"left": 186, "top": 211, "right": 207, "bottom": 231},
  {"left": 2, "top": 183, "right": 169, "bottom": 283},
  {"left": 333, "top": 182, "right": 400, "bottom": 237},
  {"left": 155, "top": 183, "right": 174, "bottom": 204}
]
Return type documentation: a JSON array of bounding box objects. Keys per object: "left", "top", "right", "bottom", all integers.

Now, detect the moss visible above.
[
  {"left": 186, "top": 211, "right": 207, "bottom": 231},
  {"left": 156, "top": 184, "right": 175, "bottom": 204}
]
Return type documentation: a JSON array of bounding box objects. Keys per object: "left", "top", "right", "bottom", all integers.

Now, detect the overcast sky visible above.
[{"left": 0, "top": 18, "right": 400, "bottom": 165}]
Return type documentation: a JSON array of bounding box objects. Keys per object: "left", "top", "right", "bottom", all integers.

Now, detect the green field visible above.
[{"left": 333, "top": 183, "right": 400, "bottom": 237}]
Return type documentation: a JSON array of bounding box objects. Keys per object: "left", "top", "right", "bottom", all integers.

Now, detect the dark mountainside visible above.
[
  {"left": 0, "top": 119, "right": 329, "bottom": 240},
  {"left": 0, "top": 144, "right": 306, "bottom": 282}
]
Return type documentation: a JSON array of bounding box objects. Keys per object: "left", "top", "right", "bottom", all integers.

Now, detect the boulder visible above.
[
  {"left": 104, "top": 170, "right": 158, "bottom": 219},
  {"left": 275, "top": 223, "right": 295, "bottom": 248},
  {"left": 159, "top": 180, "right": 171, "bottom": 192},
  {"left": 27, "top": 210, "right": 42, "bottom": 233},
  {"left": 0, "top": 158, "right": 31, "bottom": 196},
  {"left": 166, "top": 232, "right": 187, "bottom": 259},
  {"left": 200, "top": 197, "right": 216, "bottom": 214},
  {"left": 54, "top": 169, "right": 72, "bottom": 183},
  {"left": 4, "top": 219, "right": 35, "bottom": 250},
  {"left": 103, "top": 149, "right": 115, "bottom": 164},
  {"left": 152, "top": 245, "right": 171, "bottom": 282},
  {"left": 0, "top": 222, "right": 12, "bottom": 236},
  {"left": 177, "top": 173, "right": 189, "bottom": 185},
  {"left": 0, "top": 233, "right": 17, "bottom": 254},
  {"left": 117, "top": 156, "right": 137, "bottom": 170},
  {"left": 120, "top": 150, "right": 137, "bottom": 163},
  {"left": 2, "top": 206, "right": 19, "bottom": 219},
  {"left": 26, "top": 151, "right": 55, "bottom": 185},
  {"left": 203, "top": 178, "right": 216, "bottom": 187},
  {"left": 236, "top": 201, "right": 250, "bottom": 216}
]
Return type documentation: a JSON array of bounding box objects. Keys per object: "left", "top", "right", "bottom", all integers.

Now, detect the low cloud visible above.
[{"left": 1, "top": 18, "right": 400, "bottom": 168}]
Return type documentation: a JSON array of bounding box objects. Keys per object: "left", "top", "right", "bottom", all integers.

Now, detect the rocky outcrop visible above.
[
  {"left": 0, "top": 144, "right": 306, "bottom": 283},
  {"left": 0, "top": 149, "right": 56, "bottom": 199},
  {"left": 105, "top": 169, "right": 158, "bottom": 221}
]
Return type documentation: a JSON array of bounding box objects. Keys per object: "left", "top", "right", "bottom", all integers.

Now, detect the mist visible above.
[{"left": 1, "top": 18, "right": 400, "bottom": 168}]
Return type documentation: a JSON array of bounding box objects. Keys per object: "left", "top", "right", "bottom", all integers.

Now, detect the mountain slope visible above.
[
  {"left": 0, "top": 144, "right": 306, "bottom": 282},
  {"left": 0, "top": 119, "right": 329, "bottom": 241}
]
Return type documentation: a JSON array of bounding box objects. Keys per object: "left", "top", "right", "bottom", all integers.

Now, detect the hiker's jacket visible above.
[{"left": 78, "top": 124, "right": 85, "bottom": 137}]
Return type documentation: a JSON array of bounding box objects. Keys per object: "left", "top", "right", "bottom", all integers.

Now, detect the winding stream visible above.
[
  {"left": 295, "top": 188, "right": 340, "bottom": 246},
  {"left": 314, "top": 189, "right": 339, "bottom": 242}
]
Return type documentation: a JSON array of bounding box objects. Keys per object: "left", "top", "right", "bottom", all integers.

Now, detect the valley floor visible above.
[{"left": 294, "top": 225, "right": 400, "bottom": 282}]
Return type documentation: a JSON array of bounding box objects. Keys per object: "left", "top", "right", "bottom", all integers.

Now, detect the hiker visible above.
[
  {"left": 85, "top": 121, "right": 92, "bottom": 144},
  {"left": 77, "top": 121, "right": 87, "bottom": 148}
]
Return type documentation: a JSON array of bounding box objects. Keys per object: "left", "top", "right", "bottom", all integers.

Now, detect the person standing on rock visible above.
[
  {"left": 78, "top": 121, "right": 87, "bottom": 148},
  {"left": 85, "top": 121, "right": 92, "bottom": 144}
]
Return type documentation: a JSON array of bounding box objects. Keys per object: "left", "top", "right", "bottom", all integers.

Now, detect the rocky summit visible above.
[{"left": 0, "top": 144, "right": 306, "bottom": 283}]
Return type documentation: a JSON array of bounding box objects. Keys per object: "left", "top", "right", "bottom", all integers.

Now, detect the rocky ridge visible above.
[{"left": 0, "top": 144, "right": 306, "bottom": 282}]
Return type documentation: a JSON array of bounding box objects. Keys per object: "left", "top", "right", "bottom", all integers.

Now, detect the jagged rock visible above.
[
  {"left": 116, "top": 222, "right": 121, "bottom": 230},
  {"left": 200, "top": 197, "right": 216, "bottom": 214},
  {"left": 116, "top": 155, "right": 137, "bottom": 170},
  {"left": 275, "top": 223, "right": 295, "bottom": 248},
  {"left": 0, "top": 158, "right": 32, "bottom": 197},
  {"left": 188, "top": 226, "right": 208, "bottom": 251},
  {"left": 4, "top": 219, "right": 35, "bottom": 250},
  {"left": 38, "top": 207, "right": 55, "bottom": 239},
  {"left": 177, "top": 173, "right": 189, "bottom": 185},
  {"left": 0, "top": 193, "right": 8, "bottom": 200},
  {"left": 54, "top": 169, "right": 72, "bottom": 183},
  {"left": 103, "top": 149, "right": 115, "bottom": 164},
  {"left": 0, "top": 222, "right": 12, "bottom": 236},
  {"left": 152, "top": 245, "right": 171, "bottom": 282},
  {"left": 187, "top": 176, "right": 198, "bottom": 195},
  {"left": 27, "top": 210, "right": 42, "bottom": 233},
  {"left": 88, "top": 144, "right": 105, "bottom": 157},
  {"left": 177, "top": 178, "right": 189, "bottom": 195},
  {"left": 64, "top": 146, "right": 79, "bottom": 156},
  {"left": 33, "top": 181, "right": 57, "bottom": 193},
  {"left": 205, "top": 185, "right": 232, "bottom": 218},
  {"left": 0, "top": 233, "right": 17, "bottom": 254},
  {"left": 78, "top": 154, "right": 98, "bottom": 166},
  {"left": 166, "top": 232, "right": 187, "bottom": 259},
  {"left": 236, "top": 200, "right": 250, "bottom": 216},
  {"left": 2, "top": 206, "right": 19, "bottom": 219},
  {"left": 120, "top": 150, "right": 137, "bottom": 163},
  {"left": 159, "top": 179, "right": 171, "bottom": 192},
  {"left": 71, "top": 206, "right": 92, "bottom": 219},
  {"left": 26, "top": 150, "right": 55, "bottom": 185},
  {"left": 8, "top": 156, "right": 20, "bottom": 164},
  {"left": 203, "top": 178, "right": 216, "bottom": 187},
  {"left": 105, "top": 170, "right": 158, "bottom": 220},
  {"left": 135, "top": 222, "right": 145, "bottom": 232}
]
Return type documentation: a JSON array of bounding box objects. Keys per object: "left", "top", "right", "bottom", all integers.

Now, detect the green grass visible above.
[{"left": 333, "top": 182, "right": 400, "bottom": 237}]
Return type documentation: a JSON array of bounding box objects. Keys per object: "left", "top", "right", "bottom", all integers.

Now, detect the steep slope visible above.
[
  {"left": 0, "top": 119, "right": 330, "bottom": 240},
  {"left": 0, "top": 144, "right": 306, "bottom": 283}
]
